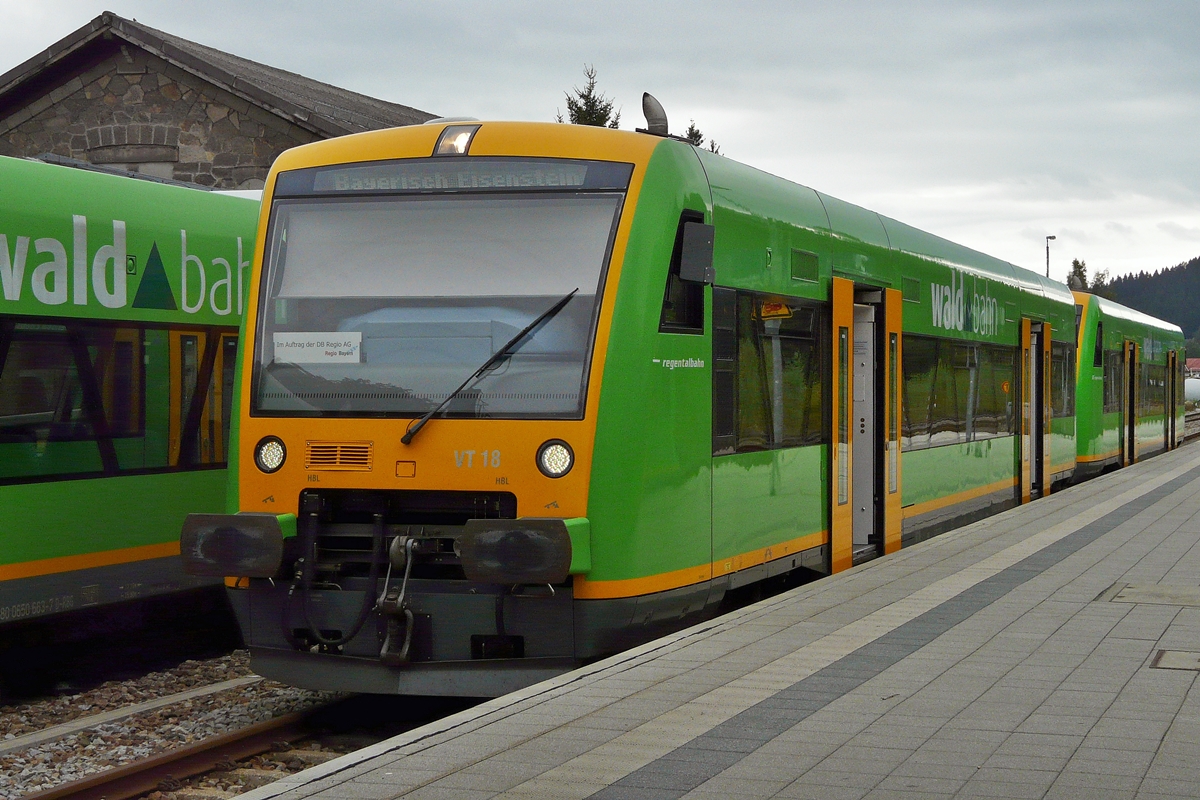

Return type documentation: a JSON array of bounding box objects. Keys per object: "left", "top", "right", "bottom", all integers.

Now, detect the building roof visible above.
[{"left": 0, "top": 11, "right": 436, "bottom": 138}]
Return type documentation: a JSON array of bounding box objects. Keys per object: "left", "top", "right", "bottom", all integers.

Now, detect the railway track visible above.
[
  {"left": 11, "top": 414, "right": 1200, "bottom": 800},
  {"left": 0, "top": 650, "right": 342, "bottom": 798},
  {"left": 14, "top": 692, "right": 473, "bottom": 800},
  {"left": 21, "top": 708, "right": 318, "bottom": 800},
  {"left": 1186, "top": 409, "right": 1200, "bottom": 439}
]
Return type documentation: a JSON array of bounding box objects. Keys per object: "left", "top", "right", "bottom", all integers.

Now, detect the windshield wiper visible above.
[{"left": 401, "top": 288, "right": 579, "bottom": 445}]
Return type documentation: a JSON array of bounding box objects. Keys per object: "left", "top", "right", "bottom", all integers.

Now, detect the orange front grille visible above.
[{"left": 305, "top": 441, "right": 373, "bottom": 471}]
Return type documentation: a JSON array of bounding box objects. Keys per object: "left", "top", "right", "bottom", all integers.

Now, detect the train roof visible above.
[
  {"left": 265, "top": 120, "right": 1079, "bottom": 314},
  {"left": 694, "top": 145, "right": 1076, "bottom": 308},
  {"left": 1074, "top": 290, "right": 1183, "bottom": 336},
  {"left": 0, "top": 153, "right": 260, "bottom": 207}
]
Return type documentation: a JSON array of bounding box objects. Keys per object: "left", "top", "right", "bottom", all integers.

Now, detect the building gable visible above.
[{"left": 0, "top": 12, "right": 436, "bottom": 188}]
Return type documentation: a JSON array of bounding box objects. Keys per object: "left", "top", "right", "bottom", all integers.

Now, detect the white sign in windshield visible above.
[{"left": 273, "top": 331, "right": 362, "bottom": 363}]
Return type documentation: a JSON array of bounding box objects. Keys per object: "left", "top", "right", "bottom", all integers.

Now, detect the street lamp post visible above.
[{"left": 1046, "top": 235, "right": 1056, "bottom": 278}]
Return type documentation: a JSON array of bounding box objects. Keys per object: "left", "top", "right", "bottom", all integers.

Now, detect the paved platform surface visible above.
[{"left": 245, "top": 444, "right": 1200, "bottom": 800}]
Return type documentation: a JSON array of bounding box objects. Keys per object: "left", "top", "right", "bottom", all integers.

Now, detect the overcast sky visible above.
[{"left": 4, "top": 1, "right": 1199, "bottom": 281}]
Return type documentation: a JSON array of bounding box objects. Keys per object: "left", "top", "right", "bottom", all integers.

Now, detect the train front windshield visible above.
[{"left": 253, "top": 158, "right": 631, "bottom": 419}]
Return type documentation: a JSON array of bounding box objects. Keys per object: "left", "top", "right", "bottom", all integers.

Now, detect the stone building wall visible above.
[{"left": 0, "top": 44, "right": 319, "bottom": 188}]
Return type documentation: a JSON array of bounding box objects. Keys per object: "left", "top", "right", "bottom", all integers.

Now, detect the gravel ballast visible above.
[{"left": 0, "top": 650, "right": 338, "bottom": 799}]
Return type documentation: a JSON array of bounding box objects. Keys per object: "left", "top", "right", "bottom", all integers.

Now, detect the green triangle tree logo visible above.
[{"left": 132, "top": 243, "right": 177, "bottom": 310}]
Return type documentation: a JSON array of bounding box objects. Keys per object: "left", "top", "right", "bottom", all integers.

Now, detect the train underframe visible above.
[
  {"left": 213, "top": 487, "right": 830, "bottom": 697},
  {"left": 208, "top": 462, "right": 1112, "bottom": 697}
]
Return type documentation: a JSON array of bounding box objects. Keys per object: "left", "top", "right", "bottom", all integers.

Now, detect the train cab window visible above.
[
  {"left": 659, "top": 212, "right": 706, "bottom": 334},
  {"left": 1093, "top": 322, "right": 1104, "bottom": 368},
  {"left": 255, "top": 183, "right": 625, "bottom": 421},
  {"left": 712, "top": 289, "right": 826, "bottom": 455}
]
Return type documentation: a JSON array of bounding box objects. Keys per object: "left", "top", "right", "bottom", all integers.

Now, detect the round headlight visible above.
[
  {"left": 255, "top": 436, "right": 286, "bottom": 474},
  {"left": 536, "top": 440, "right": 574, "bottom": 478}
]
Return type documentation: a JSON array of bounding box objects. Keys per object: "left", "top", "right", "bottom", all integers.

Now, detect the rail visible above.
[
  {"left": 20, "top": 707, "right": 316, "bottom": 800},
  {"left": 1186, "top": 409, "right": 1200, "bottom": 440}
]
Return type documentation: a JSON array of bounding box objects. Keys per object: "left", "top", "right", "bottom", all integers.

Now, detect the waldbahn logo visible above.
[
  {"left": 931, "top": 268, "right": 1002, "bottom": 337},
  {"left": 0, "top": 215, "right": 249, "bottom": 316}
]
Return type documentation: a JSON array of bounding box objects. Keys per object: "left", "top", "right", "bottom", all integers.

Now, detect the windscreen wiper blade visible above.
[{"left": 401, "top": 288, "right": 579, "bottom": 445}]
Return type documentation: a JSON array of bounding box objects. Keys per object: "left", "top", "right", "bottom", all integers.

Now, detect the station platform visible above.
[{"left": 243, "top": 444, "right": 1200, "bottom": 800}]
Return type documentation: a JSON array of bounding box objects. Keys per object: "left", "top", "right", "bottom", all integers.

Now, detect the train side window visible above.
[
  {"left": 1093, "top": 322, "right": 1103, "bottom": 368},
  {"left": 1051, "top": 342, "right": 1075, "bottom": 417},
  {"left": 1103, "top": 350, "right": 1122, "bottom": 413},
  {"left": 165, "top": 327, "right": 239, "bottom": 469},
  {"left": 0, "top": 333, "right": 76, "bottom": 441},
  {"left": 928, "top": 342, "right": 966, "bottom": 447},
  {"left": 0, "top": 324, "right": 142, "bottom": 441},
  {"left": 110, "top": 337, "right": 137, "bottom": 434},
  {"left": 220, "top": 335, "right": 238, "bottom": 458},
  {"left": 712, "top": 289, "right": 826, "bottom": 456},
  {"left": 711, "top": 288, "right": 737, "bottom": 454},
  {"left": 790, "top": 249, "right": 819, "bottom": 283},
  {"left": 659, "top": 211, "right": 706, "bottom": 334},
  {"left": 736, "top": 299, "right": 772, "bottom": 451},
  {"left": 1141, "top": 363, "right": 1165, "bottom": 419},
  {"left": 901, "top": 335, "right": 937, "bottom": 449},
  {"left": 98, "top": 327, "right": 143, "bottom": 437},
  {"left": 1178, "top": 353, "right": 1186, "bottom": 405},
  {"left": 902, "top": 335, "right": 1016, "bottom": 451},
  {"left": 0, "top": 321, "right": 144, "bottom": 481},
  {"left": 178, "top": 334, "right": 200, "bottom": 464},
  {"left": 778, "top": 304, "right": 825, "bottom": 447},
  {"left": 973, "top": 345, "right": 1015, "bottom": 439}
]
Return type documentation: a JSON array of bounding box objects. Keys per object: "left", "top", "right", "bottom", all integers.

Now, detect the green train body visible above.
[
  {"left": 1072, "top": 291, "right": 1184, "bottom": 477},
  {"left": 0, "top": 155, "right": 259, "bottom": 631},
  {"left": 181, "top": 122, "right": 1185, "bottom": 697}
]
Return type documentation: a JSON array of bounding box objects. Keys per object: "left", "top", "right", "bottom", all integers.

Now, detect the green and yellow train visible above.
[
  {"left": 0, "top": 155, "right": 258, "bottom": 659},
  {"left": 1073, "top": 291, "right": 1183, "bottom": 476},
  {"left": 181, "top": 119, "right": 1184, "bottom": 697}
]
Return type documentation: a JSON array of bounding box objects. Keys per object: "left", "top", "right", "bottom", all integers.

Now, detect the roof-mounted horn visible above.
[{"left": 640, "top": 93, "right": 669, "bottom": 137}]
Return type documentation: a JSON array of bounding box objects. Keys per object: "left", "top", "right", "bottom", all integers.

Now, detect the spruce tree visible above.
[
  {"left": 1067, "top": 258, "right": 1088, "bottom": 290},
  {"left": 557, "top": 65, "right": 621, "bottom": 128},
  {"left": 683, "top": 119, "right": 721, "bottom": 154}
]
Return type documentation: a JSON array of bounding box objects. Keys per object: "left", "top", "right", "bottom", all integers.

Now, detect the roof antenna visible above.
[{"left": 641, "top": 93, "right": 668, "bottom": 136}]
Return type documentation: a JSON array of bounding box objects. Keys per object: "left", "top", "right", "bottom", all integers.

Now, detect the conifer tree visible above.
[
  {"left": 683, "top": 119, "right": 721, "bottom": 154},
  {"left": 1067, "top": 258, "right": 1088, "bottom": 290},
  {"left": 557, "top": 65, "right": 621, "bottom": 128}
]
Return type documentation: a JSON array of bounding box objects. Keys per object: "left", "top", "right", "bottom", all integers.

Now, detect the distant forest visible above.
[{"left": 1103, "top": 255, "right": 1200, "bottom": 352}]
